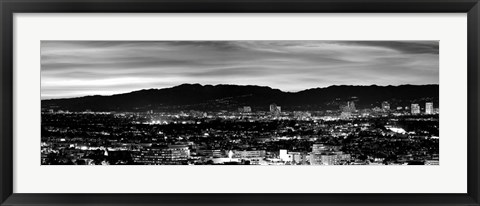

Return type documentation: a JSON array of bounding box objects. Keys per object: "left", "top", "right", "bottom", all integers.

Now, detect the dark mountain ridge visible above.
[{"left": 42, "top": 84, "right": 439, "bottom": 112}]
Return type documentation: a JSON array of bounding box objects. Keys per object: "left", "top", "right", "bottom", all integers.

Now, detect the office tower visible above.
[
  {"left": 341, "top": 101, "right": 356, "bottom": 112},
  {"left": 381, "top": 101, "right": 390, "bottom": 111},
  {"left": 411, "top": 103, "right": 420, "bottom": 114},
  {"left": 425, "top": 102, "right": 434, "bottom": 114},
  {"left": 270, "top": 103, "right": 281, "bottom": 114}
]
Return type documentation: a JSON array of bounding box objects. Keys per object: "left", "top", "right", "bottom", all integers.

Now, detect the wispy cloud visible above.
[{"left": 41, "top": 41, "right": 439, "bottom": 99}]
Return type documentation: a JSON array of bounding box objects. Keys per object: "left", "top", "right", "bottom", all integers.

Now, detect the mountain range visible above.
[{"left": 41, "top": 84, "right": 439, "bottom": 112}]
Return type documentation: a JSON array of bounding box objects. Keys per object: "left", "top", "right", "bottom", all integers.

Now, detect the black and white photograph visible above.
[{"left": 40, "top": 40, "right": 439, "bottom": 165}]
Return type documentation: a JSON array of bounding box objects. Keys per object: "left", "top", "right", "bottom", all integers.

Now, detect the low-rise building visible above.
[{"left": 133, "top": 144, "right": 190, "bottom": 165}]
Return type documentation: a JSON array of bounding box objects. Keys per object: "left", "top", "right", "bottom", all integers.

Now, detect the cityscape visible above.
[
  {"left": 40, "top": 41, "right": 439, "bottom": 165},
  {"left": 42, "top": 99, "right": 439, "bottom": 165}
]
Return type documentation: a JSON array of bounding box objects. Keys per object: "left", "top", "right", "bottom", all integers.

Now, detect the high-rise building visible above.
[
  {"left": 269, "top": 104, "right": 281, "bottom": 114},
  {"left": 348, "top": 101, "right": 355, "bottom": 111},
  {"left": 270, "top": 104, "right": 276, "bottom": 112},
  {"left": 425, "top": 102, "right": 434, "bottom": 114},
  {"left": 411, "top": 103, "right": 420, "bottom": 114},
  {"left": 341, "top": 101, "right": 356, "bottom": 113},
  {"left": 381, "top": 101, "right": 390, "bottom": 111}
]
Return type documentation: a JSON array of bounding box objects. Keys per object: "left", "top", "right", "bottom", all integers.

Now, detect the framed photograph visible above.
[{"left": 1, "top": 0, "right": 479, "bottom": 205}]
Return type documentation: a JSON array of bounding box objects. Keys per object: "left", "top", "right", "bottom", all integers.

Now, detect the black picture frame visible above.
[{"left": 1, "top": 0, "right": 479, "bottom": 205}]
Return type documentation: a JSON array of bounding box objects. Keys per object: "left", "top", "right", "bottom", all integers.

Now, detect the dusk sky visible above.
[{"left": 41, "top": 41, "right": 439, "bottom": 100}]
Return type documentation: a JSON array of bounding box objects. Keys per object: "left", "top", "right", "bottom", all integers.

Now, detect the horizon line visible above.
[{"left": 41, "top": 83, "right": 439, "bottom": 101}]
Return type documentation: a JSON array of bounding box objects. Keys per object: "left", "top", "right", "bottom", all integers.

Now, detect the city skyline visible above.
[
  {"left": 42, "top": 98, "right": 440, "bottom": 165},
  {"left": 41, "top": 40, "right": 439, "bottom": 166},
  {"left": 41, "top": 41, "right": 439, "bottom": 100}
]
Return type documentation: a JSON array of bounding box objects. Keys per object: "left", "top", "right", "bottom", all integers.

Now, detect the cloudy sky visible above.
[{"left": 41, "top": 41, "right": 439, "bottom": 100}]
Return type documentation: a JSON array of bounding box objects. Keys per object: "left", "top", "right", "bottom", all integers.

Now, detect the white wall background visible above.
[{"left": 13, "top": 13, "right": 467, "bottom": 193}]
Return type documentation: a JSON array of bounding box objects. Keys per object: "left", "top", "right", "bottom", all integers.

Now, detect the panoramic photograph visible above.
[{"left": 40, "top": 40, "right": 439, "bottom": 165}]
